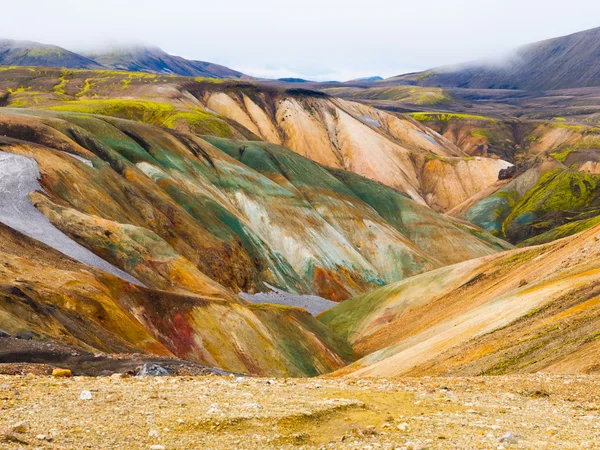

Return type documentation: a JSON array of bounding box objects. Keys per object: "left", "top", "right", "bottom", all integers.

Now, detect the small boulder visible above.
[
  {"left": 9, "top": 421, "right": 29, "bottom": 434},
  {"left": 79, "top": 390, "right": 93, "bottom": 401},
  {"left": 15, "top": 332, "right": 33, "bottom": 340},
  {"left": 136, "top": 363, "right": 170, "bottom": 377},
  {"left": 0, "top": 329, "right": 10, "bottom": 338},
  {"left": 499, "top": 432, "right": 517, "bottom": 443},
  {"left": 498, "top": 165, "right": 517, "bottom": 180},
  {"left": 52, "top": 368, "right": 72, "bottom": 378}
]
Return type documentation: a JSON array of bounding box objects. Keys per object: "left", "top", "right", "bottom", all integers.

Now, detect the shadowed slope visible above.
[{"left": 392, "top": 27, "right": 600, "bottom": 91}]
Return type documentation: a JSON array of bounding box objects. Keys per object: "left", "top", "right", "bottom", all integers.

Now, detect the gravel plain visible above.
[{"left": 1, "top": 373, "right": 599, "bottom": 449}]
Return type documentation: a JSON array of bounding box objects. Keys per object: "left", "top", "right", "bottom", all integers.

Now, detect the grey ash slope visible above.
[
  {"left": 0, "top": 151, "right": 143, "bottom": 286},
  {"left": 85, "top": 46, "right": 247, "bottom": 79},
  {"left": 392, "top": 26, "right": 600, "bottom": 91},
  {"left": 0, "top": 39, "right": 102, "bottom": 69}
]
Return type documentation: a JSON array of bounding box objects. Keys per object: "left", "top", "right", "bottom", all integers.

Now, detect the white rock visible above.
[
  {"left": 150, "top": 446, "right": 165, "bottom": 450},
  {"left": 397, "top": 422, "right": 409, "bottom": 432},
  {"left": 499, "top": 432, "right": 516, "bottom": 443},
  {"left": 148, "top": 429, "right": 159, "bottom": 438},
  {"left": 79, "top": 390, "right": 93, "bottom": 400}
]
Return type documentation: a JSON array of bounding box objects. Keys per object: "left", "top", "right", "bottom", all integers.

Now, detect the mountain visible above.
[
  {"left": 0, "top": 39, "right": 102, "bottom": 69},
  {"left": 277, "top": 77, "right": 310, "bottom": 83},
  {"left": 0, "top": 102, "right": 512, "bottom": 374},
  {"left": 321, "top": 222, "right": 600, "bottom": 377},
  {"left": 0, "top": 40, "right": 247, "bottom": 79},
  {"left": 392, "top": 27, "right": 600, "bottom": 91},
  {"left": 0, "top": 67, "right": 512, "bottom": 213},
  {"left": 349, "top": 76, "right": 383, "bottom": 82},
  {"left": 411, "top": 113, "right": 600, "bottom": 246},
  {"left": 185, "top": 80, "right": 512, "bottom": 211},
  {"left": 85, "top": 45, "right": 246, "bottom": 78}
]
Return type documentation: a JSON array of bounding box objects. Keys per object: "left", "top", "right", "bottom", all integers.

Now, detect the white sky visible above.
[{"left": 4, "top": 0, "right": 600, "bottom": 81}]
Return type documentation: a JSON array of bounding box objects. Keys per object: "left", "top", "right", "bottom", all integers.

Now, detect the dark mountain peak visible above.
[
  {"left": 393, "top": 26, "right": 600, "bottom": 91},
  {"left": 0, "top": 39, "right": 103, "bottom": 69},
  {"left": 86, "top": 44, "right": 247, "bottom": 79}
]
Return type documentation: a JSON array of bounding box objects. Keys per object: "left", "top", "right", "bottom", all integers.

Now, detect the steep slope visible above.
[
  {"left": 321, "top": 223, "right": 600, "bottom": 377},
  {"left": 0, "top": 108, "right": 508, "bottom": 302},
  {"left": 86, "top": 45, "right": 246, "bottom": 79},
  {"left": 444, "top": 120, "right": 600, "bottom": 245},
  {"left": 0, "top": 67, "right": 512, "bottom": 212},
  {"left": 186, "top": 81, "right": 512, "bottom": 211},
  {"left": 393, "top": 27, "right": 600, "bottom": 91},
  {"left": 0, "top": 39, "right": 102, "bottom": 69},
  {"left": 0, "top": 223, "right": 353, "bottom": 377}
]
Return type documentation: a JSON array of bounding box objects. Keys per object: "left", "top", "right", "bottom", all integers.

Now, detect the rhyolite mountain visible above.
[
  {"left": 0, "top": 97, "right": 510, "bottom": 375},
  {"left": 321, "top": 222, "right": 600, "bottom": 377},
  {"left": 0, "top": 67, "right": 512, "bottom": 213},
  {"left": 0, "top": 39, "right": 103, "bottom": 69},
  {"left": 391, "top": 26, "right": 600, "bottom": 90},
  {"left": 3, "top": 34, "right": 600, "bottom": 380}
]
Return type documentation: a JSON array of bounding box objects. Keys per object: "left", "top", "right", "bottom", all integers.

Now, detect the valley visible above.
[{"left": 0, "top": 24, "right": 600, "bottom": 433}]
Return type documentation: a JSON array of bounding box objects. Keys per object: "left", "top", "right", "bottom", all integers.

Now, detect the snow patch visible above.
[
  {"left": 417, "top": 131, "right": 441, "bottom": 147},
  {"left": 60, "top": 151, "right": 93, "bottom": 167},
  {"left": 0, "top": 151, "right": 144, "bottom": 286},
  {"left": 358, "top": 115, "right": 381, "bottom": 128},
  {"left": 240, "top": 283, "right": 337, "bottom": 315}
]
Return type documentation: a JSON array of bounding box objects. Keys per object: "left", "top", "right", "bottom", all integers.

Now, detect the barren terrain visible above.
[{"left": 1, "top": 374, "right": 599, "bottom": 449}]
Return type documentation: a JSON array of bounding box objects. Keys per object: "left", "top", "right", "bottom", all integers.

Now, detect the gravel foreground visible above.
[{"left": 1, "top": 374, "right": 599, "bottom": 449}]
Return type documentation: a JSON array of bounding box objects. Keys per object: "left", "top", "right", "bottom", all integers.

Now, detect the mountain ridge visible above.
[
  {"left": 390, "top": 26, "right": 600, "bottom": 90},
  {"left": 0, "top": 39, "right": 247, "bottom": 79}
]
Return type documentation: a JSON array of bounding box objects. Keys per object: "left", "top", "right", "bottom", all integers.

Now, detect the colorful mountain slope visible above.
[
  {"left": 320, "top": 223, "right": 600, "bottom": 377},
  {"left": 0, "top": 108, "right": 508, "bottom": 302},
  {"left": 0, "top": 67, "right": 512, "bottom": 212},
  {"left": 0, "top": 223, "right": 353, "bottom": 377},
  {"left": 434, "top": 118, "right": 600, "bottom": 245},
  {"left": 186, "top": 81, "right": 511, "bottom": 211}
]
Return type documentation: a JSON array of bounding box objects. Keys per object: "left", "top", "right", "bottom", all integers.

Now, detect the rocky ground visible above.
[
  {"left": 0, "top": 338, "right": 229, "bottom": 377},
  {"left": 1, "top": 373, "right": 599, "bottom": 449}
]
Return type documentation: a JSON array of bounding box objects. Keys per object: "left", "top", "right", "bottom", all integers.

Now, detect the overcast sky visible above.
[{"left": 4, "top": 0, "right": 600, "bottom": 81}]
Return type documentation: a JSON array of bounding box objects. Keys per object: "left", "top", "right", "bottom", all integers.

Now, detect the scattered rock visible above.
[
  {"left": 498, "top": 165, "right": 517, "bottom": 180},
  {"left": 397, "top": 422, "right": 409, "bottom": 432},
  {"left": 14, "top": 332, "right": 33, "bottom": 340},
  {"left": 52, "top": 368, "right": 72, "bottom": 378},
  {"left": 9, "top": 421, "right": 29, "bottom": 433},
  {"left": 150, "top": 446, "right": 165, "bottom": 450},
  {"left": 79, "top": 390, "right": 93, "bottom": 401},
  {"left": 148, "top": 429, "right": 159, "bottom": 438},
  {"left": 137, "top": 364, "right": 170, "bottom": 377},
  {"left": 499, "top": 431, "right": 517, "bottom": 443}
]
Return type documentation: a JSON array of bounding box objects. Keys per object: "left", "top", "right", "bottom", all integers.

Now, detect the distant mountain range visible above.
[
  {"left": 392, "top": 27, "right": 600, "bottom": 91},
  {"left": 0, "top": 39, "right": 102, "bottom": 69},
  {"left": 0, "top": 39, "right": 247, "bottom": 79}
]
